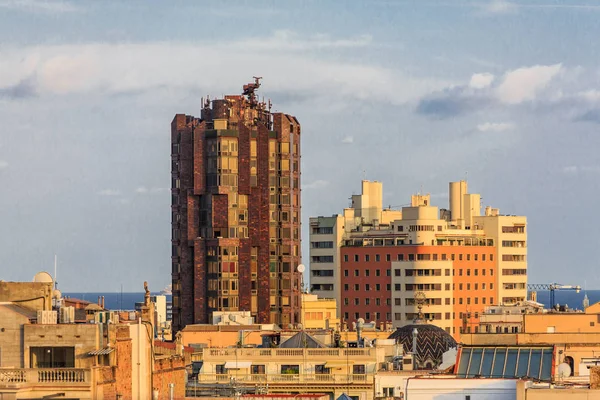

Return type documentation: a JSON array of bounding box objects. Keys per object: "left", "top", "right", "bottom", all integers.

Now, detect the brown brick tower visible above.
[{"left": 171, "top": 78, "right": 302, "bottom": 333}]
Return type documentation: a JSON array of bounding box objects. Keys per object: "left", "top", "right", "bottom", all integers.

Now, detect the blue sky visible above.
[{"left": 1, "top": 0, "right": 600, "bottom": 292}]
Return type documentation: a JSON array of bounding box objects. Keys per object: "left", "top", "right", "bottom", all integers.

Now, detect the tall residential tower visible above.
[{"left": 171, "top": 79, "right": 302, "bottom": 332}]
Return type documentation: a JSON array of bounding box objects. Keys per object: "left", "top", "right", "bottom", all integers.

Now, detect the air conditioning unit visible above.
[
  {"left": 59, "top": 307, "right": 75, "bottom": 323},
  {"left": 37, "top": 310, "right": 57, "bottom": 325}
]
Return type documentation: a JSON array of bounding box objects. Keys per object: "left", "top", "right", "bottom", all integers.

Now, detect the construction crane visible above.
[{"left": 527, "top": 283, "right": 581, "bottom": 310}]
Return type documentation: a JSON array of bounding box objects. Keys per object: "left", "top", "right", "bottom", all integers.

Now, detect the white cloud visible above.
[
  {"left": 304, "top": 180, "right": 329, "bottom": 190},
  {"left": 97, "top": 189, "right": 120, "bottom": 196},
  {"left": 469, "top": 73, "right": 495, "bottom": 89},
  {"left": 579, "top": 90, "right": 600, "bottom": 102},
  {"left": 562, "top": 165, "right": 600, "bottom": 174},
  {"left": 496, "top": 64, "right": 562, "bottom": 104},
  {"left": 341, "top": 136, "right": 354, "bottom": 144},
  {"left": 483, "top": 0, "right": 517, "bottom": 14},
  {"left": 135, "top": 186, "right": 168, "bottom": 195},
  {"left": 476, "top": 122, "right": 515, "bottom": 132},
  {"left": 0, "top": 33, "right": 447, "bottom": 106},
  {"left": 0, "top": 0, "right": 78, "bottom": 13},
  {"left": 0, "top": 160, "right": 8, "bottom": 169}
]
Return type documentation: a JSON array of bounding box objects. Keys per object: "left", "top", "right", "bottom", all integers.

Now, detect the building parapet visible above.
[{"left": 197, "top": 373, "right": 373, "bottom": 385}]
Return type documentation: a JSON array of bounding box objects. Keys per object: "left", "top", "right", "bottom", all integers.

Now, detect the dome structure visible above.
[
  {"left": 33, "top": 271, "right": 53, "bottom": 283},
  {"left": 388, "top": 323, "right": 456, "bottom": 369}
]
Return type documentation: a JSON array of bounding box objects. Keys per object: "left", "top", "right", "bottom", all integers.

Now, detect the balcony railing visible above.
[
  {"left": 0, "top": 369, "right": 89, "bottom": 385},
  {"left": 197, "top": 373, "right": 372, "bottom": 384},
  {"left": 202, "top": 348, "right": 374, "bottom": 358}
]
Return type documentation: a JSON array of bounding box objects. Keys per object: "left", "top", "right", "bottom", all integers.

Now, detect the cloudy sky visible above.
[{"left": 1, "top": 0, "right": 600, "bottom": 292}]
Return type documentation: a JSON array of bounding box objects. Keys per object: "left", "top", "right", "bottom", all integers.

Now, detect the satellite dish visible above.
[
  {"left": 297, "top": 264, "right": 305, "bottom": 273},
  {"left": 33, "top": 271, "right": 53, "bottom": 283},
  {"left": 557, "top": 363, "right": 571, "bottom": 379}
]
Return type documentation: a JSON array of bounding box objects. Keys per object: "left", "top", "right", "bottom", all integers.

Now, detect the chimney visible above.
[{"left": 101, "top": 296, "right": 105, "bottom": 309}]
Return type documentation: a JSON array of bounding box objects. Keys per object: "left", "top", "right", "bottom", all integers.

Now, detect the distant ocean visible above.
[
  {"left": 63, "top": 290, "right": 600, "bottom": 312},
  {"left": 63, "top": 292, "right": 171, "bottom": 311}
]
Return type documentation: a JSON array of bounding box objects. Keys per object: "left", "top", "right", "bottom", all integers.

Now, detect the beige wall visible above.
[
  {"left": 301, "top": 294, "right": 340, "bottom": 329},
  {"left": 23, "top": 324, "right": 100, "bottom": 369},
  {"left": 524, "top": 314, "right": 600, "bottom": 334},
  {"left": 182, "top": 329, "right": 268, "bottom": 348},
  {"left": 0, "top": 282, "right": 53, "bottom": 312},
  {"left": 391, "top": 260, "right": 453, "bottom": 332},
  {"left": 0, "top": 306, "right": 33, "bottom": 368}
]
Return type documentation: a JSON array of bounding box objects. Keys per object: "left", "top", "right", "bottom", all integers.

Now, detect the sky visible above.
[{"left": 1, "top": 0, "right": 600, "bottom": 292}]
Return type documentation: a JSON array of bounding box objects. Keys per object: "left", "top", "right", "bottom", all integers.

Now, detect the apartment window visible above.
[
  {"left": 344, "top": 284, "right": 349, "bottom": 291},
  {"left": 354, "top": 284, "right": 360, "bottom": 291},
  {"left": 459, "top": 269, "right": 463, "bottom": 276},
  {"left": 490, "top": 297, "right": 494, "bottom": 304},
  {"left": 365, "top": 284, "right": 370, "bottom": 291},
  {"left": 395, "top": 313, "right": 401, "bottom": 321},
  {"left": 354, "top": 270, "right": 359, "bottom": 277},
  {"left": 344, "top": 255, "right": 349, "bottom": 262},
  {"left": 395, "top": 298, "right": 401, "bottom": 305},
  {"left": 355, "top": 313, "right": 360, "bottom": 319},
  {"left": 482, "top": 254, "right": 486, "bottom": 261},
  {"left": 386, "top": 269, "right": 391, "bottom": 277},
  {"left": 459, "top": 254, "right": 463, "bottom": 261},
  {"left": 365, "top": 312, "right": 371, "bottom": 321},
  {"left": 344, "top": 270, "right": 349, "bottom": 277},
  {"left": 451, "top": 254, "right": 456, "bottom": 261},
  {"left": 408, "top": 254, "right": 415, "bottom": 261},
  {"left": 475, "top": 269, "right": 479, "bottom": 276},
  {"left": 365, "top": 270, "right": 370, "bottom": 277},
  {"left": 467, "top": 283, "right": 471, "bottom": 290},
  {"left": 344, "top": 312, "right": 349, "bottom": 320},
  {"left": 344, "top": 298, "right": 349, "bottom": 305},
  {"left": 376, "top": 269, "right": 381, "bottom": 277},
  {"left": 394, "top": 269, "right": 401, "bottom": 276},
  {"left": 475, "top": 298, "right": 479, "bottom": 304},
  {"left": 474, "top": 254, "right": 478, "bottom": 261},
  {"left": 482, "top": 269, "right": 486, "bottom": 276},
  {"left": 467, "top": 254, "right": 471, "bottom": 261},
  {"left": 467, "top": 269, "right": 471, "bottom": 276},
  {"left": 397, "top": 254, "right": 404, "bottom": 261},
  {"left": 394, "top": 284, "right": 401, "bottom": 291},
  {"left": 482, "top": 283, "right": 486, "bottom": 290},
  {"left": 490, "top": 254, "right": 494, "bottom": 261},
  {"left": 386, "top": 254, "right": 391, "bottom": 262},
  {"left": 386, "top": 284, "right": 391, "bottom": 291},
  {"left": 433, "top": 254, "right": 438, "bottom": 261},
  {"left": 354, "top": 255, "right": 359, "bottom": 262},
  {"left": 386, "top": 312, "right": 391, "bottom": 320},
  {"left": 445, "top": 298, "right": 450, "bottom": 305},
  {"left": 459, "top": 283, "right": 463, "bottom": 290},
  {"left": 30, "top": 347, "right": 75, "bottom": 368},
  {"left": 467, "top": 298, "right": 471, "bottom": 304},
  {"left": 482, "top": 297, "right": 486, "bottom": 304},
  {"left": 445, "top": 269, "right": 450, "bottom": 276},
  {"left": 281, "top": 365, "right": 299, "bottom": 375},
  {"left": 445, "top": 312, "right": 451, "bottom": 320},
  {"left": 376, "top": 298, "right": 381, "bottom": 306},
  {"left": 442, "top": 254, "right": 447, "bottom": 260},
  {"left": 445, "top": 283, "right": 451, "bottom": 290},
  {"left": 459, "top": 298, "right": 463, "bottom": 305},
  {"left": 375, "top": 254, "right": 380, "bottom": 262},
  {"left": 475, "top": 283, "right": 478, "bottom": 290},
  {"left": 354, "top": 298, "right": 360, "bottom": 306},
  {"left": 490, "top": 283, "right": 494, "bottom": 290},
  {"left": 376, "top": 284, "right": 381, "bottom": 291},
  {"left": 365, "top": 255, "right": 370, "bottom": 262}
]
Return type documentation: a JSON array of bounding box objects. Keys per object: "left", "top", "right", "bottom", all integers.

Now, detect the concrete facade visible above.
[{"left": 309, "top": 179, "right": 527, "bottom": 340}]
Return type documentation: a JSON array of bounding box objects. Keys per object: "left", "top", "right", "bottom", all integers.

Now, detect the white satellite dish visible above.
[
  {"left": 557, "top": 363, "right": 571, "bottom": 379},
  {"left": 297, "top": 264, "right": 305, "bottom": 273}
]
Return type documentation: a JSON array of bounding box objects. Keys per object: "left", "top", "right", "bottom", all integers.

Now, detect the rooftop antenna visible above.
[{"left": 53, "top": 254, "right": 57, "bottom": 290}]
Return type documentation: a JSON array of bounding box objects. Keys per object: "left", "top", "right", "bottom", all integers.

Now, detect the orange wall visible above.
[{"left": 181, "top": 330, "right": 267, "bottom": 348}]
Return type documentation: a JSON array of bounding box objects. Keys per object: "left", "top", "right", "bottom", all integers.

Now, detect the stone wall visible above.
[{"left": 153, "top": 356, "right": 186, "bottom": 400}]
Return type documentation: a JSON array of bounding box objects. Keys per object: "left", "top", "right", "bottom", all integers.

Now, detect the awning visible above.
[
  {"left": 324, "top": 361, "right": 354, "bottom": 369},
  {"left": 88, "top": 347, "right": 114, "bottom": 356},
  {"left": 224, "top": 361, "right": 252, "bottom": 369}
]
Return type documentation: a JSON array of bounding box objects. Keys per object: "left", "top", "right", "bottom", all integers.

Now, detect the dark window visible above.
[
  {"left": 30, "top": 347, "right": 75, "bottom": 368},
  {"left": 281, "top": 365, "right": 299, "bottom": 374}
]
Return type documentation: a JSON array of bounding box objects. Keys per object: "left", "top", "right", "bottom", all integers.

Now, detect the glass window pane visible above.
[
  {"left": 505, "top": 349, "right": 519, "bottom": 378},
  {"left": 517, "top": 348, "right": 531, "bottom": 377},
  {"left": 467, "top": 348, "right": 483, "bottom": 377},
  {"left": 540, "top": 349, "right": 553, "bottom": 381},
  {"left": 481, "top": 348, "right": 495, "bottom": 377},
  {"left": 457, "top": 348, "right": 472, "bottom": 377},
  {"left": 492, "top": 349, "right": 506, "bottom": 378},
  {"left": 529, "top": 349, "right": 542, "bottom": 379}
]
